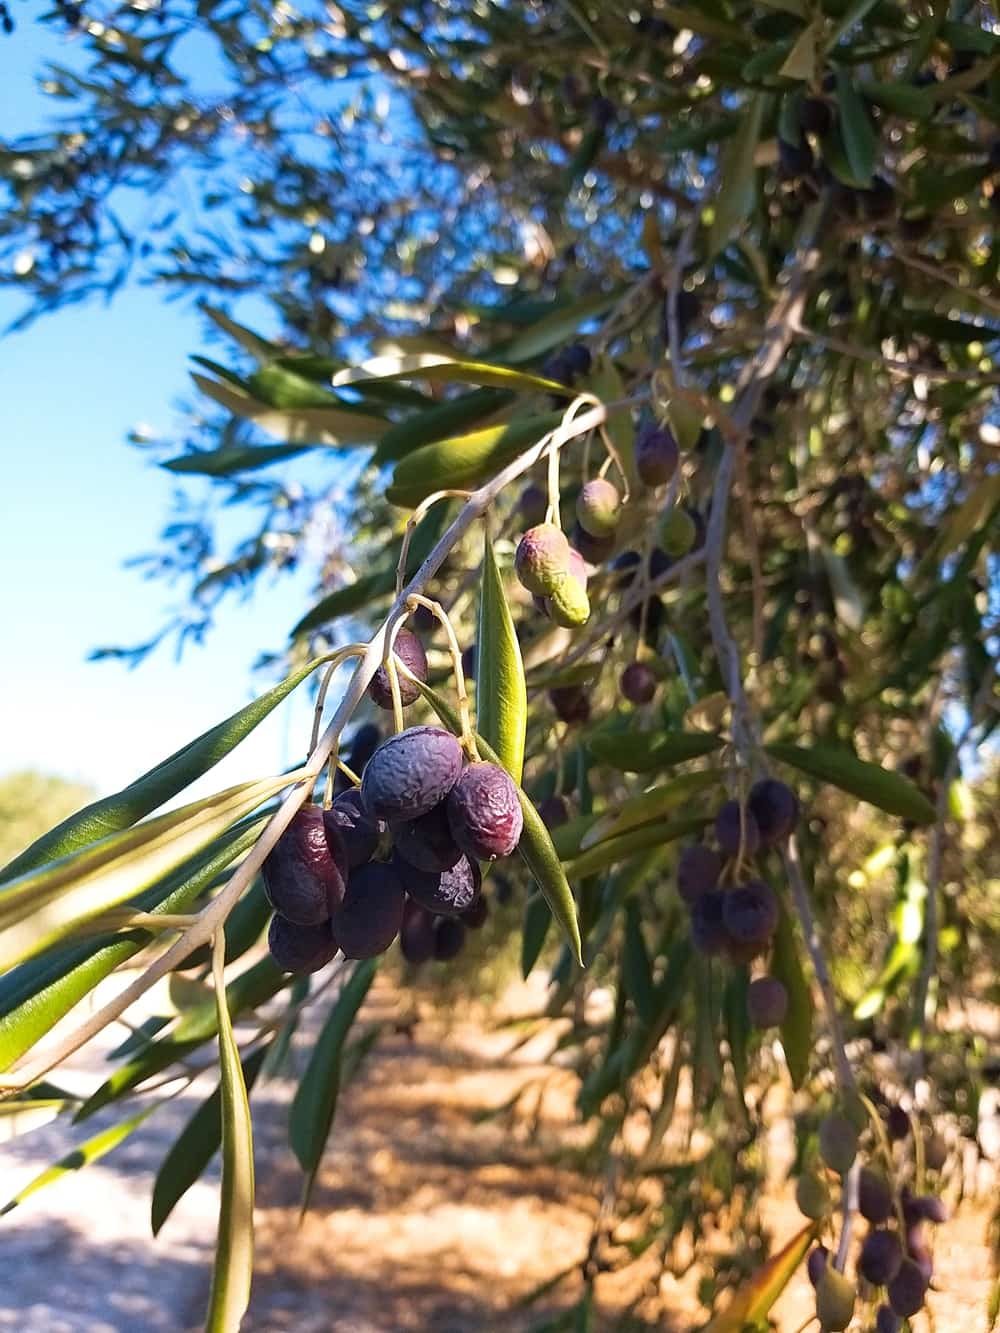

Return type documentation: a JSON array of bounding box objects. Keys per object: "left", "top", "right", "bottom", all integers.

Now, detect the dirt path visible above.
[{"left": 0, "top": 974, "right": 994, "bottom": 1331}]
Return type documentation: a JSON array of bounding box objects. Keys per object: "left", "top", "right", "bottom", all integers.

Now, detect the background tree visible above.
[{"left": 1, "top": 2, "right": 999, "bottom": 1330}]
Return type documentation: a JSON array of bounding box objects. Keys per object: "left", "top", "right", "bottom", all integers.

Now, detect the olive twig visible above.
[
  {"left": 395, "top": 489, "right": 471, "bottom": 598},
  {"left": 309, "top": 644, "right": 368, "bottom": 752},
  {"left": 911, "top": 661, "right": 995, "bottom": 1076},
  {"left": 404, "top": 592, "right": 478, "bottom": 759}
]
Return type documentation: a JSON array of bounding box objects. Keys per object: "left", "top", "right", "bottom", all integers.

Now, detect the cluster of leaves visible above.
[{"left": 2, "top": 0, "right": 1000, "bottom": 1329}]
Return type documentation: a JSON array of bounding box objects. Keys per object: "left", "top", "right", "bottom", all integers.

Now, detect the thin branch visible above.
[
  {"left": 911, "top": 661, "right": 997, "bottom": 1076},
  {"left": 781, "top": 836, "right": 856, "bottom": 1095},
  {"left": 891, "top": 249, "right": 1000, "bottom": 319}
]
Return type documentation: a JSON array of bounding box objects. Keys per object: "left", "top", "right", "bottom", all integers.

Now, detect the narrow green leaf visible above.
[
  {"left": 700, "top": 1222, "right": 818, "bottom": 1332},
  {"left": 0, "top": 1104, "right": 157, "bottom": 1215},
  {"left": 373, "top": 388, "right": 513, "bottom": 465},
  {"left": 204, "top": 937, "right": 255, "bottom": 1333},
  {"left": 623, "top": 903, "right": 655, "bottom": 1025},
  {"left": 247, "top": 364, "right": 347, "bottom": 410},
  {"left": 563, "top": 816, "right": 708, "bottom": 880},
  {"left": 521, "top": 893, "right": 552, "bottom": 979},
  {"left": 765, "top": 742, "right": 936, "bottom": 823},
  {"left": 832, "top": 0, "right": 890, "bottom": 48},
  {"left": 585, "top": 729, "right": 723, "bottom": 773},
  {"left": 406, "top": 676, "right": 583, "bottom": 964},
  {"left": 0, "top": 823, "right": 263, "bottom": 1072},
  {"left": 580, "top": 771, "right": 720, "bottom": 849},
  {"left": 2, "top": 656, "right": 334, "bottom": 882},
  {"left": 476, "top": 538, "right": 527, "bottom": 784},
  {"left": 163, "top": 442, "right": 312, "bottom": 475},
  {"left": 152, "top": 1046, "right": 267, "bottom": 1237},
  {"left": 338, "top": 354, "right": 573, "bottom": 397},
  {"left": 289, "top": 959, "right": 377, "bottom": 1212},
  {"left": 191, "top": 373, "right": 386, "bottom": 446},
  {"left": 200, "top": 304, "right": 275, "bottom": 360},
  {"left": 779, "top": 19, "right": 818, "bottom": 81},
  {"left": 835, "top": 71, "right": 877, "bottom": 187},
  {"left": 386, "top": 411, "right": 565, "bottom": 509},
  {"left": 770, "top": 902, "right": 813, "bottom": 1090},
  {"left": 498, "top": 290, "right": 623, "bottom": 363},
  {"left": 931, "top": 475, "right": 1000, "bottom": 561},
  {"left": 859, "top": 79, "right": 934, "bottom": 119},
  {"left": 707, "top": 93, "right": 766, "bottom": 258},
  {"left": 0, "top": 776, "right": 291, "bottom": 972}
]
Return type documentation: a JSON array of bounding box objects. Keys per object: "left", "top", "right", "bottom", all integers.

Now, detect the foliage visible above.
[{"left": 3, "top": 1, "right": 1000, "bottom": 1330}]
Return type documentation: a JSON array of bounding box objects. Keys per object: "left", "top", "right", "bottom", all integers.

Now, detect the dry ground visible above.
[{"left": 0, "top": 973, "right": 994, "bottom": 1332}]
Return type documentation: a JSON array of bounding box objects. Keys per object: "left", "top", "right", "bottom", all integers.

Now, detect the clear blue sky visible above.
[{"left": 0, "top": 22, "right": 326, "bottom": 800}]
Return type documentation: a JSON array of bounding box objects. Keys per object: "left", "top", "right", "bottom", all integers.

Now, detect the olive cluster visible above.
[
  {"left": 675, "top": 778, "right": 800, "bottom": 1023},
  {"left": 799, "top": 1104, "right": 949, "bottom": 1330},
  {"left": 265, "top": 725, "right": 523, "bottom": 973}
]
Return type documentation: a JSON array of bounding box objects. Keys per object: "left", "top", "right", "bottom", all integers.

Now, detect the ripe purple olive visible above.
[
  {"left": 262, "top": 804, "right": 348, "bottom": 926},
  {"left": 367, "top": 629, "right": 428, "bottom": 710},
  {"left": 392, "top": 801, "right": 463, "bottom": 874},
  {"left": 859, "top": 1229, "right": 904, "bottom": 1286},
  {"left": 747, "top": 975, "right": 788, "bottom": 1028},
  {"left": 636, "top": 425, "right": 679, "bottom": 487},
  {"left": 394, "top": 852, "right": 482, "bottom": 917},
  {"left": 677, "top": 844, "right": 722, "bottom": 905},
  {"left": 399, "top": 900, "right": 436, "bottom": 964},
  {"left": 268, "top": 914, "right": 339, "bottom": 975},
  {"left": 361, "top": 726, "right": 464, "bottom": 822},
  {"left": 620, "top": 661, "right": 657, "bottom": 705},
  {"left": 748, "top": 778, "right": 800, "bottom": 848},
  {"left": 715, "top": 800, "right": 761, "bottom": 859},
  {"left": 433, "top": 915, "right": 467, "bottom": 961},
  {"left": 326, "top": 788, "right": 382, "bottom": 869},
  {"left": 447, "top": 762, "right": 523, "bottom": 860},
  {"left": 330, "top": 860, "right": 406, "bottom": 959},
  {"left": 538, "top": 795, "right": 570, "bottom": 830}
]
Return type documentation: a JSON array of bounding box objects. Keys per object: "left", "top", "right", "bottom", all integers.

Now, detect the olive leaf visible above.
[
  {"left": 521, "top": 893, "right": 552, "bottom": 979},
  {"left": 476, "top": 537, "right": 527, "bottom": 784},
  {"left": 0, "top": 775, "right": 292, "bottom": 972},
  {"left": 386, "top": 411, "right": 565, "bottom": 509},
  {"left": 0, "top": 821, "right": 264, "bottom": 1073},
  {"left": 707, "top": 93, "right": 766, "bottom": 258},
  {"left": 765, "top": 742, "right": 936, "bottom": 823},
  {"left": 289, "top": 958, "right": 377, "bottom": 1213},
  {"left": 770, "top": 901, "right": 813, "bottom": 1090},
  {"left": 585, "top": 729, "right": 723, "bottom": 773},
  {"left": 204, "top": 936, "right": 255, "bottom": 1333},
  {"left": 580, "top": 771, "right": 720, "bottom": 849},
  {"left": 0, "top": 1103, "right": 158, "bottom": 1216},
  {"left": 699, "top": 1222, "right": 818, "bottom": 1332}
]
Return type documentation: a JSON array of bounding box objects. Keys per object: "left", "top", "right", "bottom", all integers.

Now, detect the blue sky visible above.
[{"left": 0, "top": 22, "right": 325, "bottom": 799}]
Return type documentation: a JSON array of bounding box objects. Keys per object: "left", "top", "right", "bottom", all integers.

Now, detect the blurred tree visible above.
[{"left": 0, "top": 771, "right": 95, "bottom": 866}]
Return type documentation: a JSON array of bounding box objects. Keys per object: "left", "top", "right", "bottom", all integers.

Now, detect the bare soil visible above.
[{"left": 0, "top": 974, "right": 994, "bottom": 1332}]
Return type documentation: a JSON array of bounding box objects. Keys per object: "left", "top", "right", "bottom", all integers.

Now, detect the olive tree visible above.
[{"left": 2, "top": 2, "right": 999, "bottom": 1329}]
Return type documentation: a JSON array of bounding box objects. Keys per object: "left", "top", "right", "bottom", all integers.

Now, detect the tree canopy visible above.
[{"left": 2, "top": 2, "right": 999, "bottom": 1330}]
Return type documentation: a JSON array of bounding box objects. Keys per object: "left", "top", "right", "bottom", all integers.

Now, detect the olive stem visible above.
[
  {"left": 4, "top": 391, "right": 642, "bottom": 1093},
  {"left": 911, "top": 661, "right": 995, "bottom": 1076},
  {"left": 406, "top": 592, "right": 479, "bottom": 760},
  {"left": 309, "top": 644, "right": 367, "bottom": 753},
  {"left": 395, "top": 489, "right": 471, "bottom": 599}
]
